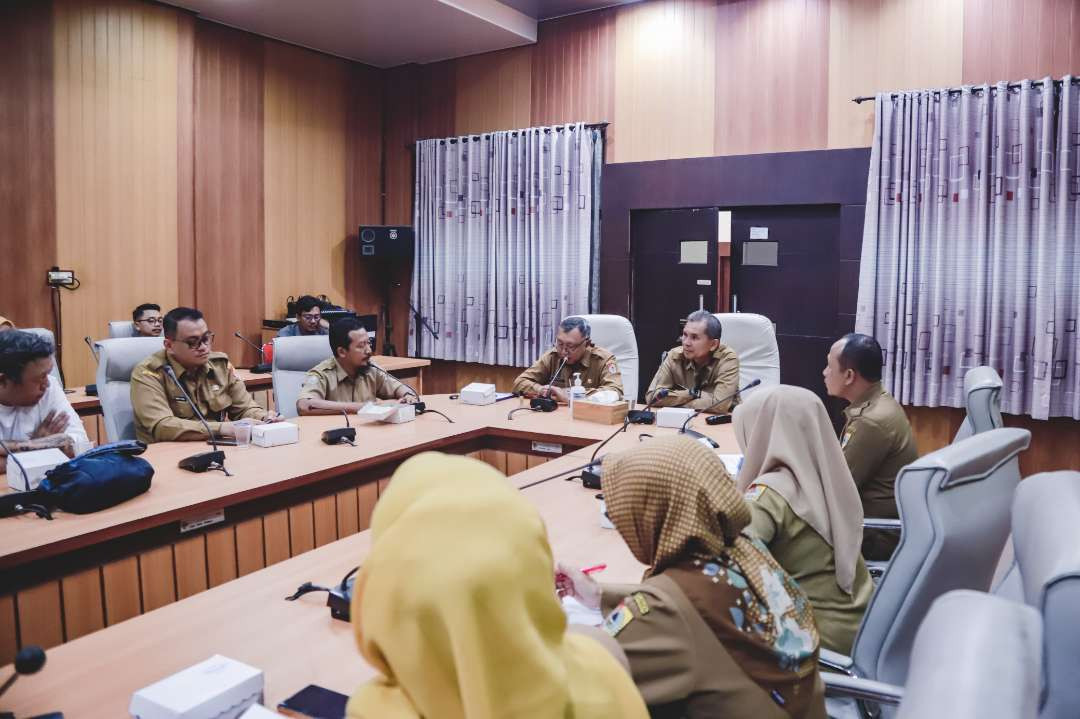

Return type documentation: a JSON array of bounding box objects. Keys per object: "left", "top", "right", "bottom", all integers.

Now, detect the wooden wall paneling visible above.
[
  {"left": 455, "top": 46, "right": 534, "bottom": 135},
  {"left": 176, "top": 11, "right": 196, "bottom": 307},
  {"left": 263, "top": 509, "right": 291, "bottom": 565},
  {"left": 827, "top": 0, "right": 964, "bottom": 149},
  {"left": 205, "top": 525, "right": 238, "bottom": 587},
  {"left": 101, "top": 556, "right": 141, "bottom": 625},
  {"left": 713, "top": 0, "right": 830, "bottom": 156},
  {"left": 0, "top": 594, "right": 16, "bottom": 665},
  {"left": 358, "top": 482, "right": 378, "bottom": 531},
  {"left": 422, "top": 360, "right": 526, "bottom": 394},
  {"left": 1006, "top": 415, "right": 1080, "bottom": 477},
  {"left": 382, "top": 65, "right": 420, "bottom": 227},
  {"left": 612, "top": 0, "right": 718, "bottom": 162},
  {"left": 506, "top": 453, "right": 529, "bottom": 475},
  {"left": 138, "top": 545, "right": 176, "bottom": 612},
  {"left": 60, "top": 567, "right": 104, "bottom": 641},
  {"left": 417, "top": 61, "right": 459, "bottom": 141},
  {"left": 336, "top": 488, "right": 361, "bottom": 537},
  {"left": 193, "top": 20, "right": 265, "bottom": 367},
  {"left": 531, "top": 8, "right": 616, "bottom": 159},
  {"left": 288, "top": 503, "right": 316, "bottom": 556},
  {"left": 53, "top": 0, "right": 181, "bottom": 387},
  {"left": 0, "top": 0, "right": 57, "bottom": 332},
  {"left": 15, "top": 582, "right": 63, "bottom": 650},
  {"left": 235, "top": 516, "right": 267, "bottom": 576},
  {"left": 481, "top": 449, "right": 509, "bottom": 474},
  {"left": 173, "top": 534, "right": 208, "bottom": 600},
  {"left": 962, "top": 0, "right": 1080, "bottom": 85},
  {"left": 313, "top": 495, "right": 338, "bottom": 547},
  {"left": 263, "top": 43, "right": 349, "bottom": 321}
]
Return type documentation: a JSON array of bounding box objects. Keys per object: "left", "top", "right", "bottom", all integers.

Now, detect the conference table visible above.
[{"left": 0, "top": 397, "right": 737, "bottom": 717}]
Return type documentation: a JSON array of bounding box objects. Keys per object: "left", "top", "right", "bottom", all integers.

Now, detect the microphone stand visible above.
[
  {"left": 530, "top": 355, "right": 569, "bottom": 413},
  {"left": 626, "top": 387, "right": 670, "bottom": 425},
  {"left": 83, "top": 336, "right": 99, "bottom": 396},
  {"left": 322, "top": 410, "right": 357, "bottom": 446},
  {"left": 233, "top": 331, "right": 272, "bottom": 374},
  {"left": 368, "top": 362, "right": 453, "bottom": 423},
  {"left": 678, "top": 378, "right": 762, "bottom": 448},
  {"left": 162, "top": 365, "right": 232, "bottom": 475}
]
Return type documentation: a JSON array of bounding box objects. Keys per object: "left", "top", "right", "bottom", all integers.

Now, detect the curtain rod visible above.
[
  {"left": 852, "top": 77, "right": 1080, "bottom": 104},
  {"left": 407, "top": 121, "right": 609, "bottom": 148}
]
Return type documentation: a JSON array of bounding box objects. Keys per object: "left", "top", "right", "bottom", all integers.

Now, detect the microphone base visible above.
[
  {"left": 248, "top": 363, "right": 272, "bottom": 374},
  {"left": 626, "top": 409, "right": 655, "bottom": 425},
  {"left": 322, "top": 428, "right": 356, "bottom": 445},
  {"left": 178, "top": 450, "right": 227, "bottom": 473},
  {"left": 581, "top": 464, "right": 602, "bottom": 490},
  {"left": 530, "top": 397, "right": 558, "bottom": 412},
  {"left": 680, "top": 428, "right": 720, "bottom": 449},
  {"left": 84, "top": 383, "right": 98, "bottom": 397},
  {"left": 705, "top": 414, "right": 732, "bottom": 425}
]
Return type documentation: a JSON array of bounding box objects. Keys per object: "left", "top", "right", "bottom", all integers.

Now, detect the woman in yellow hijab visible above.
[{"left": 347, "top": 452, "right": 649, "bottom": 719}]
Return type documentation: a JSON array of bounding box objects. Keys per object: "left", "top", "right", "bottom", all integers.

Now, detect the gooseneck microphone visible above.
[
  {"left": 577, "top": 416, "right": 633, "bottom": 490},
  {"left": 233, "top": 331, "right": 271, "bottom": 374},
  {"left": 322, "top": 410, "right": 356, "bottom": 446},
  {"left": 84, "top": 335, "right": 100, "bottom": 363},
  {"left": 626, "top": 387, "right": 670, "bottom": 425},
  {"left": 368, "top": 362, "right": 453, "bottom": 423},
  {"left": 531, "top": 354, "right": 569, "bottom": 413},
  {"left": 162, "top": 364, "right": 231, "bottom": 475},
  {"left": 678, "top": 378, "right": 762, "bottom": 448},
  {"left": 0, "top": 645, "right": 46, "bottom": 698}
]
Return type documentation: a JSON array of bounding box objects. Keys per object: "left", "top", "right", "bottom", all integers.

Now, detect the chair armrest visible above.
[
  {"left": 823, "top": 673, "right": 904, "bottom": 705},
  {"left": 818, "top": 648, "right": 855, "bottom": 675},
  {"left": 863, "top": 518, "right": 902, "bottom": 531}
]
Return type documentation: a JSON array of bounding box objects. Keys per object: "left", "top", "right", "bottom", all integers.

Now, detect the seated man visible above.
[
  {"left": 296, "top": 318, "right": 415, "bottom": 415},
  {"left": 0, "top": 316, "right": 14, "bottom": 332},
  {"left": 511, "top": 316, "right": 623, "bottom": 402},
  {"left": 823, "top": 333, "right": 918, "bottom": 558},
  {"left": 131, "top": 303, "right": 163, "bottom": 337},
  {"left": 277, "top": 295, "right": 329, "bottom": 338},
  {"left": 645, "top": 310, "right": 740, "bottom": 411},
  {"left": 0, "top": 330, "right": 88, "bottom": 475},
  {"left": 131, "top": 307, "right": 279, "bottom": 443}
]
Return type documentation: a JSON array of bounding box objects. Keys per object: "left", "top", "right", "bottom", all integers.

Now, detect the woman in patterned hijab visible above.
[{"left": 557, "top": 435, "right": 826, "bottom": 718}]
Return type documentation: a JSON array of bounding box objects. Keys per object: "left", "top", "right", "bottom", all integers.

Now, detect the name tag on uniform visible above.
[
  {"left": 744, "top": 484, "right": 766, "bottom": 502},
  {"left": 841, "top": 427, "right": 855, "bottom": 448},
  {"left": 603, "top": 602, "right": 635, "bottom": 637}
]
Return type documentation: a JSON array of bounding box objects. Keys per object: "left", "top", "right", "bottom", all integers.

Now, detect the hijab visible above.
[
  {"left": 348, "top": 452, "right": 648, "bottom": 719},
  {"left": 733, "top": 385, "right": 863, "bottom": 595}
]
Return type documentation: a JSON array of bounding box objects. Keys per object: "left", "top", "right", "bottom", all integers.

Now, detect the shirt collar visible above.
[
  {"left": 169, "top": 354, "right": 206, "bottom": 382},
  {"left": 845, "top": 381, "right": 884, "bottom": 415}
]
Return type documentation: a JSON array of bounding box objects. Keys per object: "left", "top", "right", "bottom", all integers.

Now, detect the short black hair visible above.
[
  {"left": 0, "top": 330, "right": 53, "bottom": 383},
  {"left": 295, "top": 295, "right": 322, "bottom": 316},
  {"left": 559, "top": 316, "right": 591, "bottom": 339},
  {"left": 838, "top": 333, "right": 884, "bottom": 382},
  {"left": 330, "top": 317, "right": 368, "bottom": 356},
  {"left": 163, "top": 307, "right": 204, "bottom": 339},
  {"left": 685, "top": 310, "right": 723, "bottom": 341},
  {"left": 132, "top": 303, "right": 161, "bottom": 322}
]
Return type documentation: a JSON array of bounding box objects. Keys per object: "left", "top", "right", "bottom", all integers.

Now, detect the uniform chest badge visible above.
[
  {"left": 841, "top": 428, "right": 855, "bottom": 448},
  {"left": 603, "top": 602, "right": 635, "bottom": 637}
]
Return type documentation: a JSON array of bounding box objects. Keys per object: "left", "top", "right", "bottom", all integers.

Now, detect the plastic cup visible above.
[{"left": 233, "top": 420, "right": 253, "bottom": 449}]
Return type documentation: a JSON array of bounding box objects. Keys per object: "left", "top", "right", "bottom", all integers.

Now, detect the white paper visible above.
[
  {"left": 561, "top": 595, "right": 603, "bottom": 627},
  {"left": 679, "top": 240, "right": 708, "bottom": 264},
  {"left": 750, "top": 226, "right": 769, "bottom": 239},
  {"left": 717, "top": 453, "right": 744, "bottom": 477}
]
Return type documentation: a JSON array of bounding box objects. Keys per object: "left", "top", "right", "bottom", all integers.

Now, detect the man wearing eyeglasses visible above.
[
  {"left": 130, "top": 306, "right": 280, "bottom": 443},
  {"left": 512, "top": 316, "right": 624, "bottom": 403},
  {"left": 131, "top": 303, "right": 164, "bottom": 337},
  {"left": 277, "top": 295, "right": 329, "bottom": 337}
]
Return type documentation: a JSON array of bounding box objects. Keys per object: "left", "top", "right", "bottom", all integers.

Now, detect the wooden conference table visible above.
[{"left": 0, "top": 398, "right": 736, "bottom": 717}]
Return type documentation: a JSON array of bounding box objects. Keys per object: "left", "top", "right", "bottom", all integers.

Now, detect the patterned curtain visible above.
[
  {"left": 856, "top": 77, "right": 1080, "bottom": 420},
  {"left": 409, "top": 123, "right": 602, "bottom": 365}
]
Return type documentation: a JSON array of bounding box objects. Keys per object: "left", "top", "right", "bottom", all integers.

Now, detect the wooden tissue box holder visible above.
[{"left": 572, "top": 399, "right": 630, "bottom": 424}]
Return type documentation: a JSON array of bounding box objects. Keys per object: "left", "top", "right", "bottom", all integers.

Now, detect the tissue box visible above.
[
  {"left": 6, "top": 448, "right": 69, "bottom": 491},
  {"left": 250, "top": 422, "right": 299, "bottom": 448},
  {"left": 129, "top": 654, "right": 263, "bottom": 719},
  {"left": 656, "top": 407, "right": 695, "bottom": 429},
  {"left": 460, "top": 382, "right": 496, "bottom": 405},
  {"left": 572, "top": 399, "right": 629, "bottom": 425},
  {"left": 384, "top": 404, "right": 416, "bottom": 424},
  {"left": 356, "top": 403, "right": 395, "bottom": 422}
]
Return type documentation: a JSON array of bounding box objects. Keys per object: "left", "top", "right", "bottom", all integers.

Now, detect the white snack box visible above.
[
  {"left": 460, "top": 382, "right": 496, "bottom": 405},
  {"left": 383, "top": 403, "right": 416, "bottom": 424},
  {"left": 6, "top": 448, "right": 69, "bottom": 491},
  {"left": 250, "top": 422, "right": 299, "bottom": 448},
  {"left": 129, "top": 654, "right": 263, "bottom": 719},
  {"left": 356, "top": 403, "right": 395, "bottom": 422},
  {"left": 237, "top": 706, "right": 279, "bottom": 719},
  {"left": 656, "top": 406, "right": 695, "bottom": 429}
]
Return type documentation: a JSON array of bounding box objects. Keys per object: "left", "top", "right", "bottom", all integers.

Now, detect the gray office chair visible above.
[
  {"left": 95, "top": 337, "right": 165, "bottom": 442},
  {"left": 953, "top": 366, "right": 1004, "bottom": 442},
  {"left": 1005, "top": 470, "right": 1080, "bottom": 719},
  {"left": 23, "top": 327, "right": 64, "bottom": 387},
  {"left": 821, "top": 427, "right": 1030, "bottom": 695},
  {"left": 108, "top": 320, "right": 138, "bottom": 338},
  {"left": 713, "top": 312, "right": 781, "bottom": 387},
  {"left": 825, "top": 590, "right": 1042, "bottom": 718},
  {"left": 272, "top": 335, "right": 333, "bottom": 419},
  {"left": 574, "top": 314, "right": 638, "bottom": 400}
]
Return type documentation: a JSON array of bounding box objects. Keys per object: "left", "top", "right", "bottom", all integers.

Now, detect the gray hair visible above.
[
  {"left": 559, "top": 316, "right": 591, "bottom": 339},
  {"left": 685, "top": 310, "right": 722, "bottom": 340}
]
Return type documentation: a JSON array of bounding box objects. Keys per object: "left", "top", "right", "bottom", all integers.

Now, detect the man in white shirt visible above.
[{"left": 0, "top": 330, "right": 88, "bottom": 475}]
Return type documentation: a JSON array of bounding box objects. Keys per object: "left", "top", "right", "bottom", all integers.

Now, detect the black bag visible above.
[{"left": 1, "top": 440, "right": 153, "bottom": 519}]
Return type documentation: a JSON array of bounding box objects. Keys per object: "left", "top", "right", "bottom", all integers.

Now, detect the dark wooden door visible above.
[{"left": 630, "top": 208, "right": 719, "bottom": 402}]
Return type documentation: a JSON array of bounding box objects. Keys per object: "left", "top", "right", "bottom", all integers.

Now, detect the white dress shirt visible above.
[{"left": 0, "top": 375, "right": 89, "bottom": 447}]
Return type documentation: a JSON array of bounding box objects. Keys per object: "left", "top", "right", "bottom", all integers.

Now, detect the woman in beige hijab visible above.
[{"left": 734, "top": 384, "right": 874, "bottom": 654}]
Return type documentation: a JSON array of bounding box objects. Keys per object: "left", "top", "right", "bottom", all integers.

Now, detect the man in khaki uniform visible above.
[
  {"left": 511, "top": 316, "right": 624, "bottom": 402},
  {"left": 296, "top": 317, "right": 415, "bottom": 415},
  {"left": 645, "top": 310, "right": 741, "bottom": 412},
  {"left": 131, "top": 307, "right": 278, "bottom": 443},
  {"left": 824, "top": 333, "right": 918, "bottom": 558}
]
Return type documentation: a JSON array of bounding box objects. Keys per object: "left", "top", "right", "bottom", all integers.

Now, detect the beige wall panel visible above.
[
  {"left": 61, "top": 567, "right": 105, "bottom": 640},
  {"left": 173, "top": 534, "right": 208, "bottom": 600},
  {"left": 336, "top": 488, "right": 361, "bottom": 538},
  {"left": 235, "top": 517, "right": 267, "bottom": 576},
  {"left": 138, "top": 545, "right": 176, "bottom": 612},
  {"left": 962, "top": 0, "right": 1080, "bottom": 85},
  {"left": 53, "top": 0, "right": 180, "bottom": 386},
  {"left": 102, "top": 556, "right": 141, "bottom": 625},
  {"left": 205, "top": 525, "right": 238, "bottom": 587},
  {"left": 613, "top": 0, "right": 717, "bottom": 162},
  {"left": 263, "top": 43, "right": 348, "bottom": 319},
  {"left": 16, "top": 582, "right": 64, "bottom": 650},
  {"left": 827, "top": 0, "right": 964, "bottom": 148},
  {"left": 455, "top": 46, "right": 534, "bottom": 134},
  {"left": 313, "top": 494, "right": 338, "bottom": 547}
]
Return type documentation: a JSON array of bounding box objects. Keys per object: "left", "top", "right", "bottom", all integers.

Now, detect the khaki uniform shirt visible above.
[
  {"left": 746, "top": 486, "right": 874, "bottom": 655},
  {"left": 645, "top": 344, "right": 741, "bottom": 411},
  {"left": 840, "top": 382, "right": 918, "bottom": 519},
  {"left": 297, "top": 358, "right": 408, "bottom": 407},
  {"left": 511, "top": 344, "right": 624, "bottom": 398},
  {"left": 131, "top": 350, "right": 267, "bottom": 444}
]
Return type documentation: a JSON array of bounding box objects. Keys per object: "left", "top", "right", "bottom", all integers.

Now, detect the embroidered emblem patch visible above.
[
  {"left": 631, "top": 592, "right": 651, "bottom": 616},
  {"left": 841, "top": 427, "right": 855, "bottom": 449},
  {"left": 603, "top": 603, "right": 635, "bottom": 637},
  {"left": 744, "top": 484, "right": 766, "bottom": 502}
]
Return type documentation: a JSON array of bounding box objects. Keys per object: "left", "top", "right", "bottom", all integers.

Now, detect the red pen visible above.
[{"left": 581, "top": 564, "right": 607, "bottom": 575}]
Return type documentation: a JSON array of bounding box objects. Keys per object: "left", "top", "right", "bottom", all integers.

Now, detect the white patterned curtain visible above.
[
  {"left": 409, "top": 123, "right": 602, "bottom": 365},
  {"left": 856, "top": 77, "right": 1080, "bottom": 420}
]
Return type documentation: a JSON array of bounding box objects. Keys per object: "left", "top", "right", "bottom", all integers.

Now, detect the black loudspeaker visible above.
[{"left": 358, "top": 225, "right": 414, "bottom": 259}]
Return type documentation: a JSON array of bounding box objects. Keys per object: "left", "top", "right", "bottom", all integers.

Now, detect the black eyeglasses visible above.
[
  {"left": 180, "top": 332, "right": 214, "bottom": 350},
  {"left": 137, "top": 317, "right": 163, "bottom": 325}
]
